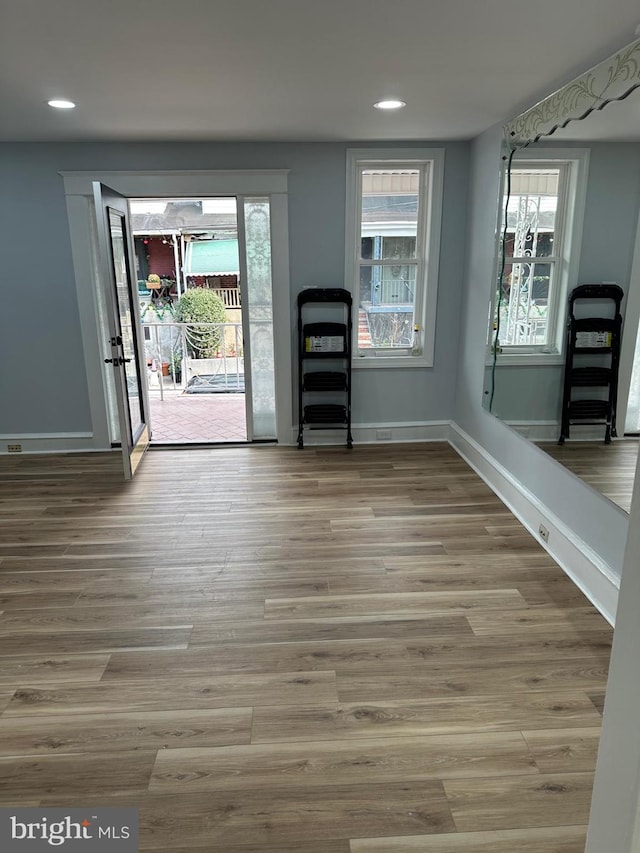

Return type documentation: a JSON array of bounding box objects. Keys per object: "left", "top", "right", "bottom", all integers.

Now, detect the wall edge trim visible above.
[
  {"left": 0, "top": 433, "right": 103, "bottom": 455},
  {"left": 289, "top": 421, "right": 452, "bottom": 446}
]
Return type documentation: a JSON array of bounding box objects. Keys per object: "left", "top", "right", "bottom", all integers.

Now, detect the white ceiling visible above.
[{"left": 1, "top": 0, "right": 639, "bottom": 143}]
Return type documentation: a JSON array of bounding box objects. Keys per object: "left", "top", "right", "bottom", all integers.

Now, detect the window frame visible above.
[
  {"left": 490, "top": 148, "right": 589, "bottom": 364},
  {"left": 345, "top": 147, "right": 444, "bottom": 368}
]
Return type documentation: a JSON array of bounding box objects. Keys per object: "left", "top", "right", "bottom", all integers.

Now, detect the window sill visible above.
[
  {"left": 485, "top": 353, "right": 565, "bottom": 367},
  {"left": 353, "top": 353, "right": 433, "bottom": 369}
]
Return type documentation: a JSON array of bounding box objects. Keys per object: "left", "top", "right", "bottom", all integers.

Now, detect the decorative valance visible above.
[{"left": 504, "top": 37, "right": 640, "bottom": 148}]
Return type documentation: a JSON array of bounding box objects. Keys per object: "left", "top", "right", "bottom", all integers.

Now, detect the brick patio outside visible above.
[{"left": 148, "top": 388, "right": 247, "bottom": 443}]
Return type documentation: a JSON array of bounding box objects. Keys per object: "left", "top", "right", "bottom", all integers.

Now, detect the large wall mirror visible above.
[{"left": 484, "top": 39, "right": 640, "bottom": 512}]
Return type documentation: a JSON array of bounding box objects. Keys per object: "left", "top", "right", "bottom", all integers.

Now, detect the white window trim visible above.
[
  {"left": 491, "top": 147, "right": 589, "bottom": 364},
  {"left": 345, "top": 147, "right": 444, "bottom": 369}
]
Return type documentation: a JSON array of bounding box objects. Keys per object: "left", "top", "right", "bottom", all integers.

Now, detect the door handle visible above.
[{"left": 104, "top": 357, "right": 131, "bottom": 365}]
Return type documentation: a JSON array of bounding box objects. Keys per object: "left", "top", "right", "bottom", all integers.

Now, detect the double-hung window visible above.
[
  {"left": 495, "top": 149, "right": 588, "bottom": 359},
  {"left": 346, "top": 148, "right": 444, "bottom": 367}
]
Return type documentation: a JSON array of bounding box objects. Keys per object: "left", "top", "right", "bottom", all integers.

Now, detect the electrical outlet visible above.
[
  {"left": 376, "top": 429, "right": 392, "bottom": 441},
  {"left": 7, "top": 444, "right": 22, "bottom": 453},
  {"left": 539, "top": 524, "right": 549, "bottom": 543}
]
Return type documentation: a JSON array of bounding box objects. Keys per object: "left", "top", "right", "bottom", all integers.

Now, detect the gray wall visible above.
[
  {"left": 0, "top": 141, "right": 469, "bottom": 437},
  {"left": 578, "top": 141, "right": 640, "bottom": 287},
  {"left": 454, "top": 124, "right": 629, "bottom": 579},
  {"left": 486, "top": 364, "right": 564, "bottom": 423},
  {"left": 0, "top": 151, "right": 92, "bottom": 434}
]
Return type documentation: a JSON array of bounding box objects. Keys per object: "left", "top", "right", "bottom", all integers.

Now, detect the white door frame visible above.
[{"left": 62, "top": 170, "right": 292, "bottom": 446}]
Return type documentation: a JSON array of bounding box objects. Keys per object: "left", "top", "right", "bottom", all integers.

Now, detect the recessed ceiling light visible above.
[
  {"left": 47, "top": 99, "right": 76, "bottom": 109},
  {"left": 374, "top": 99, "right": 406, "bottom": 111}
]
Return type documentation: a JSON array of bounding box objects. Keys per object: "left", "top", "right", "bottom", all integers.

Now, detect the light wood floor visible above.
[
  {"left": 539, "top": 438, "right": 639, "bottom": 513},
  {"left": 0, "top": 443, "right": 612, "bottom": 852}
]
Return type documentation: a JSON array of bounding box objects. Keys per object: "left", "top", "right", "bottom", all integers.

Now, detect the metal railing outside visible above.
[
  {"left": 143, "top": 322, "right": 244, "bottom": 400},
  {"left": 376, "top": 276, "right": 415, "bottom": 306}
]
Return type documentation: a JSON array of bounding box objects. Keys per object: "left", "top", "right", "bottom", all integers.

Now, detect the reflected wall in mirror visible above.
[{"left": 484, "top": 41, "right": 640, "bottom": 512}]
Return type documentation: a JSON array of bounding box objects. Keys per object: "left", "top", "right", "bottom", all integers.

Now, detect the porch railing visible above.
[
  {"left": 210, "top": 288, "right": 241, "bottom": 308},
  {"left": 143, "top": 321, "right": 244, "bottom": 400}
]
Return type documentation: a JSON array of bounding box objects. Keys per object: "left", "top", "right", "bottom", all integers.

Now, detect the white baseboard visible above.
[
  {"left": 504, "top": 421, "right": 604, "bottom": 442},
  {"left": 0, "top": 433, "right": 97, "bottom": 455},
  {"left": 505, "top": 420, "right": 559, "bottom": 441},
  {"left": 448, "top": 422, "right": 619, "bottom": 625},
  {"left": 505, "top": 420, "right": 610, "bottom": 442},
  {"left": 290, "top": 421, "right": 452, "bottom": 446}
]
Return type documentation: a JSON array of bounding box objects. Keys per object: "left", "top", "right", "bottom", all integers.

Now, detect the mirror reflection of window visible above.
[
  {"left": 499, "top": 165, "right": 565, "bottom": 349},
  {"left": 493, "top": 151, "right": 588, "bottom": 358}
]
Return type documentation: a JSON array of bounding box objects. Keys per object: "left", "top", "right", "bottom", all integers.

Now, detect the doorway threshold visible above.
[{"left": 149, "top": 440, "right": 276, "bottom": 450}]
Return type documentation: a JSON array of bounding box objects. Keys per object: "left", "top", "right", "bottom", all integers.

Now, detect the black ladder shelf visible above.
[
  {"left": 297, "top": 287, "right": 353, "bottom": 449},
  {"left": 558, "top": 283, "right": 624, "bottom": 445}
]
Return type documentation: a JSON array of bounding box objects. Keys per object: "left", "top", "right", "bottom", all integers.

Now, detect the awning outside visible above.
[{"left": 185, "top": 239, "right": 239, "bottom": 275}]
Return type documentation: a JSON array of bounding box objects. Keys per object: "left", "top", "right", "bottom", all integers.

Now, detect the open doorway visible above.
[
  {"left": 63, "top": 169, "right": 291, "bottom": 453},
  {"left": 130, "top": 196, "right": 248, "bottom": 444}
]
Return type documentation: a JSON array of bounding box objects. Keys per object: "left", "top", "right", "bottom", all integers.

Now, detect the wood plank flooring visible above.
[
  {"left": 539, "top": 437, "right": 638, "bottom": 512},
  {"left": 0, "top": 443, "right": 612, "bottom": 851}
]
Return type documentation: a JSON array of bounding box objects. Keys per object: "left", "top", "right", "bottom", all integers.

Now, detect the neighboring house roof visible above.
[{"left": 131, "top": 200, "right": 237, "bottom": 236}]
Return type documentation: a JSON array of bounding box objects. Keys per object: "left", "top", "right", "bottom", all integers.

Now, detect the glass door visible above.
[{"left": 93, "top": 182, "right": 150, "bottom": 477}]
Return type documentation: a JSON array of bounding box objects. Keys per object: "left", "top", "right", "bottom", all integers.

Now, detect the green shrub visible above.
[{"left": 174, "top": 288, "right": 227, "bottom": 358}]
